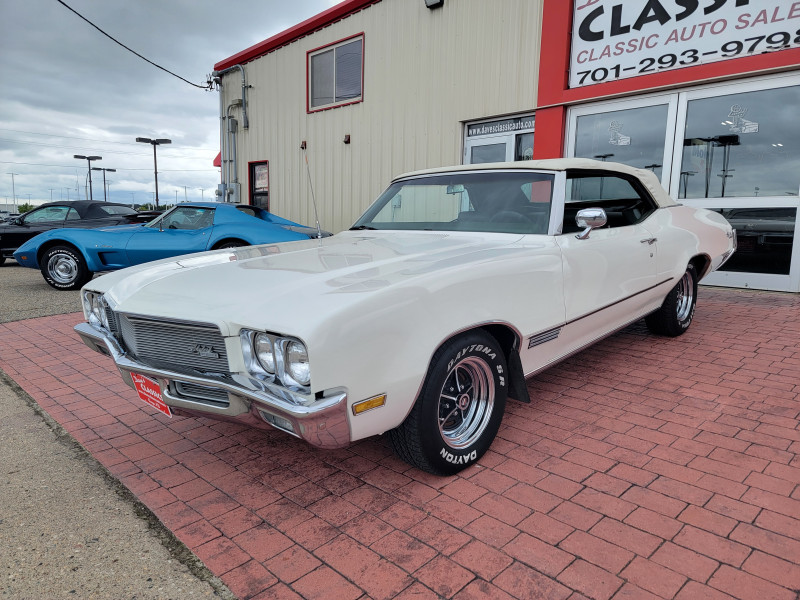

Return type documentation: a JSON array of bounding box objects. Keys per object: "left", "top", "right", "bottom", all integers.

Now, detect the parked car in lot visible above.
[
  {"left": 14, "top": 202, "right": 326, "bottom": 290},
  {"left": 75, "top": 159, "right": 736, "bottom": 475},
  {"left": 0, "top": 201, "right": 156, "bottom": 266}
]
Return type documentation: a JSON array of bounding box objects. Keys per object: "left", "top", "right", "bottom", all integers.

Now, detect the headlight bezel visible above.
[
  {"left": 82, "top": 290, "right": 108, "bottom": 329},
  {"left": 241, "top": 329, "right": 311, "bottom": 392}
]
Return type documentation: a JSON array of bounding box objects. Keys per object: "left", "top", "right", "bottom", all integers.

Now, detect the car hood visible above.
[{"left": 96, "top": 230, "right": 531, "bottom": 336}]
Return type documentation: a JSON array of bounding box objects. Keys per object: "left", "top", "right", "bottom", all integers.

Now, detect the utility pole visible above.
[
  {"left": 183, "top": 185, "right": 188, "bottom": 202},
  {"left": 7, "top": 173, "right": 18, "bottom": 211}
]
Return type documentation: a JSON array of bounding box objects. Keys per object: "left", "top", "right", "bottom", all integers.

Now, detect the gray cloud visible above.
[{"left": 0, "top": 0, "right": 340, "bottom": 208}]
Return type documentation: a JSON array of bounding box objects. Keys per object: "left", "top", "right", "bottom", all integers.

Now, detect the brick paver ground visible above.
[{"left": 1, "top": 287, "right": 798, "bottom": 600}]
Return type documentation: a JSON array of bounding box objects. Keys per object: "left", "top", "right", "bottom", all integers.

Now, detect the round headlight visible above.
[
  {"left": 254, "top": 333, "right": 275, "bottom": 374},
  {"left": 285, "top": 340, "right": 310, "bottom": 386},
  {"left": 86, "top": 293, "right": 102, "bottom": 327},
  {"left": 82, "top": 292, "right": 94, "bottom": 319}
]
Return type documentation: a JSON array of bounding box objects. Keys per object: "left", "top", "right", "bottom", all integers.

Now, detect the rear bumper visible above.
[{"left": 74, "top": 322, "right": 351, "bottom": 449}]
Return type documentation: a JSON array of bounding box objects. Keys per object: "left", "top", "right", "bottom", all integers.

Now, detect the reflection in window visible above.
[
  {"left": 680, "top": 86, "right": 800, "bottom": 199},
  {"left": 574, "top": 105, "right": 669, "bottom": 179},
  {"left": 309, "top": 37, "right": 363, "bottom": 109},
  {"left": 711, "top": 207, "right": 796, "bottom": 275},
  {"left": 470, "top": 143, "right": 506, "bottom": 164}
]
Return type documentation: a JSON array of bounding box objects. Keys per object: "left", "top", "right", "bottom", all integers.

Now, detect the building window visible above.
[
  {"left": 573, "top": 104, "right": 670, "bottom": 181},
  {"left": 679, "top": 85, "right": 800, "bottom": 200},
  {"left": 308, "top": 35, "right": 363, "bottom": 111}
]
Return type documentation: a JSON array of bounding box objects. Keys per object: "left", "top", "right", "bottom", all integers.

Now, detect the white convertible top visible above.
[{"left": 395, "top": 158, "right": 678, "bottom": 208}]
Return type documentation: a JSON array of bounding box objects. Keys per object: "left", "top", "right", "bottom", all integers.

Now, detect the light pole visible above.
[
  {"left": 136, "top": 137, "right": 171, "bottom": 208},
  {"left": 74, "top": 155, "right": 102, "bottom": 201},
  {"left": 7, "top": 173, "right": 18, "bottom": 211},
  {"left": 91, "top": 167, "right": 116, "bottom": 201}
]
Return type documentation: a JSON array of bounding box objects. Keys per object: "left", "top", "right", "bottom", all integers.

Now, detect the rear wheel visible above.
[
  {"left": 645, "top": 263, "right": 697, "bottom": 337},
  {"left": 388, "top": 330, "right": 508, "bottom": 475},
  {"left": 40, "top": 245, "right": 93, "bottom": 290},
  {"left": 216, "top": 240, "right": 247, "bottom": 249}
]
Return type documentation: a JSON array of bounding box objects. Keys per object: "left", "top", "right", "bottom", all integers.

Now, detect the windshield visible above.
[{"left": 352, "top": 171, "right": 554, "bottom": 234}]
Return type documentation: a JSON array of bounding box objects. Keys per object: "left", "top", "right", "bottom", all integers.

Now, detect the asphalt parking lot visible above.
[{"left": 1, "top": 263, "right": 799, "bottom": 600}]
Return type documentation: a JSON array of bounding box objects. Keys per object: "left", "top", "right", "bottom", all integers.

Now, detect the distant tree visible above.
[{"left": 17, "top": 203, "right": 34, "bottom": 214}]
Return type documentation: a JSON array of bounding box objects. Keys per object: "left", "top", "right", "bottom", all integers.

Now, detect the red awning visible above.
[{"left": 213, "top": 152, "right": 221, "bottom": 167}]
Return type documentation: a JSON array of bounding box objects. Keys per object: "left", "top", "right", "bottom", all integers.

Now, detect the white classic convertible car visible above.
[{"left": 76, "top": 159, "right": 735, "bottom": 475}]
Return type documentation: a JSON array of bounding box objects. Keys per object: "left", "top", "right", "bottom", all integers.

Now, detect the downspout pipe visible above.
[
  {"left": 227, "top": 99, "right": 243, "bottom": 188},
  {"left": 212, "top": 64, "right": 249, "bottom": 190}
]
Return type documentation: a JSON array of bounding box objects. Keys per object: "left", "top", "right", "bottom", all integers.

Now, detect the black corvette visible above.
[{"left": 0, "top": 201, "right": 157, "bottom": 265}]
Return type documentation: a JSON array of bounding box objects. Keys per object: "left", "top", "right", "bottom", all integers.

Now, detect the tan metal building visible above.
[
  {"left": 213, "top": 0, "right": 542, "bottom": 234},
  {"left": 214, "top": 0, "right": 800, "bottom": 292}
]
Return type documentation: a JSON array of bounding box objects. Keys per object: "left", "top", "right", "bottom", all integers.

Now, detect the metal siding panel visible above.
[{"left": 222, "top": 0, "right": 543, "bottom": 234}]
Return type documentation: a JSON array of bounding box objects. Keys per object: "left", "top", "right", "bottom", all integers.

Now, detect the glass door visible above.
[
  {"left": 566, "top": 94, "right": 678, "bottom": 189},
  {"left": 464, "top": 115, "right": 534, "bottom": 165},
  {"left": 669, "top": 76, "right": 800, "bottom": 292},
  {"left": 566, "top": 73, "right": 800, "bottom": 292}
]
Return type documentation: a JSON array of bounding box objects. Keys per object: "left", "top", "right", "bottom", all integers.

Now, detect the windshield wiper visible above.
[{"left": 349, "top": 225, "right": 377, "bottom": 230}]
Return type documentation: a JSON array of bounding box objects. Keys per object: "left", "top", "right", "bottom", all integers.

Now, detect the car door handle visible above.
[{"left": 640, "top": 238, "right": 657, "bottom": 245}]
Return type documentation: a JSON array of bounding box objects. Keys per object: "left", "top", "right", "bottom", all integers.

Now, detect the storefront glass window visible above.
[
  {"left": 710, "top": 207, "right": 796, "bottom": 275},
  {"left": 574, "top": 105, "right": 668, "bottom": 179},
  {"left": 470, "top": 143, "right": 506, "bottom": 164},
  {"left": 680, "top": 86, "right": 800, "bottom": 199}
]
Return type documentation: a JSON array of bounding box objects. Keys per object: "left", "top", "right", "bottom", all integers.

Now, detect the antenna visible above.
[{"left": 302, "top": 144, "right": 323, "bottom": 239}]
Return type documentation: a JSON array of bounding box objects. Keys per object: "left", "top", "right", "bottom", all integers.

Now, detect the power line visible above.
[
  {"left": 0, "top": 128, "right": 216, "bottom": 151},
  {"left": 0, "top": 138, "right": 213, "bottom": 158},
  {"left": 55, "top": 0, "right": 212, "bottom": 90},
  {"left": 0, "top": 161, "right": 217, "bottom": 172}
]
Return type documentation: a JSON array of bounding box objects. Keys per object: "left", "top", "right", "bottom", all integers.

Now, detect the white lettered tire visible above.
[{"left": 388, "top": 330, "right": 508, "bottom": 475}]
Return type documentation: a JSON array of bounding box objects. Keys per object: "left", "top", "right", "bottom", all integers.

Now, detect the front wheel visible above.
[
  {"left": 645, "top": 263, "right": 698, "bottom": 337},
  {"left": 40, "top": 245, "right": 93, "bottom": 290},
  {"left": 388, "top": 330, "right": 508, "bottom": 475}
]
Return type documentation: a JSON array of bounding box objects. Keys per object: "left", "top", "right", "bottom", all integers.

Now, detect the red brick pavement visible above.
[{"left": 1, "top": 287, "right": 799, "bottom": 600}]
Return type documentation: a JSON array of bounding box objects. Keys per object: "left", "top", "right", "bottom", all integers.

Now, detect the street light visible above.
[
  {"left": 136, "top": 137, "right": 171, "bottom": 208},
  {"left": 74, "top": 155, "right": 102, "bottom": 201},
  {"left": 91, "top": 167, "right": 116, "bottom": 201}
]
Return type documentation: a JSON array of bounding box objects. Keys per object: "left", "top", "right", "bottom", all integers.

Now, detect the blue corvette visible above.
[{"left": 13, "top": 202, "right": 327, "bottom": 290}]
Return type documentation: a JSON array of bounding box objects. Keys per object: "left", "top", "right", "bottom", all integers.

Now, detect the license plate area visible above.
[{"left": 130, "top": 372, "right": 172, "bottom": 418}]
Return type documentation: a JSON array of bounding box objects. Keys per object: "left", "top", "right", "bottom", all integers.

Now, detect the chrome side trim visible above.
[
  {"left": 566, "top": 278, "right": 673, "bottom": 326},
  {"left": 74, "top": 322, "right": 351, "bottom": 449},
  {"left": 527, "top": 328, "right": 561, "bottom": 349}
]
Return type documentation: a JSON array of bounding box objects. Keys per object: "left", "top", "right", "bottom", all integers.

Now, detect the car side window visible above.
[
  {"left": 562, "top": 172, "right": 657, "bottom": 233},
  {"left": 157, "top": 207, "right": 215, "bottom": 230},
  {"left": 66, "top": 208, "right": 80, "bottom": 220},
  {"left": 23, "top": 206, "right": 70, "bottom": 223}
]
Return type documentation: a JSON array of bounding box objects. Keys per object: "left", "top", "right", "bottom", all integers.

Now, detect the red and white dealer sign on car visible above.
[{"left": 130, "top": 372, "right": 172, "bottom": 418}]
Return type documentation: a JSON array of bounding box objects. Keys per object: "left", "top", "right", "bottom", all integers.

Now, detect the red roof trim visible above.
[
  {"left": 214, "top": 0, "right": 381, "bottom": 71},
  {"left": 213, "top": 152, "right": 221, "bottom": 167}
]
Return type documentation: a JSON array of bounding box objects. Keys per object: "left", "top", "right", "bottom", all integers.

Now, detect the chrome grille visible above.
[
  {"left": 116, "top": 314, "right": 230, "bottom": 375},
  {"left": 172, "top": 381, "right": 230, "bottom": 407},
  {"left": 104, "top": 305, "right": 119, "bottom": 334}
]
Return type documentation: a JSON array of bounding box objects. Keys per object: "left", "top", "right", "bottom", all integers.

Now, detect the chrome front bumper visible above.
[{"left": 74, "top": 322, "right": 350, "bottom": 449}]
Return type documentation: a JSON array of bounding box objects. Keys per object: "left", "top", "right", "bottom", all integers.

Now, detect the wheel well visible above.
[
  {"left": 37, "top": 240, "right": 80, "bottom": 265},
  {"left": 690, "top": 254, "right": 711, "bottom": 279},
  {"left": 212, "top": 238, "right": 247, "bottom": 249}
]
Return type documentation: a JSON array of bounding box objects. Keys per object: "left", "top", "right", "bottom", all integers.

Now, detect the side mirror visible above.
[{"left": 575, "top": 208, "right": 607, "bottom": 240}]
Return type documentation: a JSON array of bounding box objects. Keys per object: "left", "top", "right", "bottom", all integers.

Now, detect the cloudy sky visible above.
[{"left": 0, "top": 0, "right": 343, "bottom": 210}]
